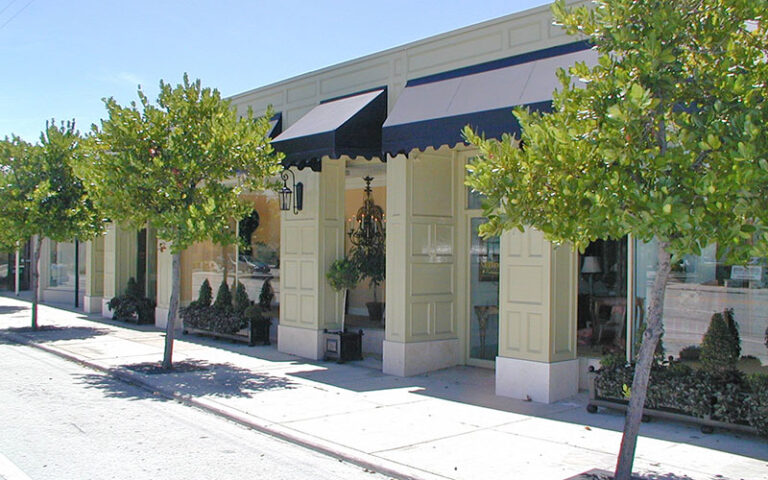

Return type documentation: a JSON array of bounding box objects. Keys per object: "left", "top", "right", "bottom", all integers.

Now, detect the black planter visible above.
[
  {"left": 249, "top": 319, "right": 272, "bottom": 346},
  {"left": 324, "top": 329, "right": 363, "bottom": 363},
  {"left": 366, "top": 301, "right": 385, "bottom": 324}
]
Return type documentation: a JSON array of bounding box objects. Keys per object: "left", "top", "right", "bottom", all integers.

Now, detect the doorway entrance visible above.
[{"left": 467, "top": 217, "right": 500, "bottom": 364}]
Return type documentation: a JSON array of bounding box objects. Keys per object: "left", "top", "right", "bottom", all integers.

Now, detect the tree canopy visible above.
[
  {"left": 79, "top": 74, "right": 282, "bottom": 254},
  {"left": 78, "top": 74, "right": 282, "bottom": 368},
  {"left": 465, "top": 0, "right": 767, "bottom": 262},
  {"left": 0, "top": 121, "right": 103, "bottom": 328},
  {"left": 464, "top": 1, "right": 766, "bottom": 478}
]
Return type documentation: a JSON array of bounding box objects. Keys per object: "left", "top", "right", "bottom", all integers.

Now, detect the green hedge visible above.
[{"left": 594, "top": 359, "right": 768, "bottom": 437}]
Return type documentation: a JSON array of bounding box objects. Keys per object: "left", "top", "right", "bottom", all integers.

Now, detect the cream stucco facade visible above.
[
  {"left": 221, "top": 3, "right": 584, "bottom": 402},
  {"left": 32, "top": 3, "right": 588, "bottom": 404}
]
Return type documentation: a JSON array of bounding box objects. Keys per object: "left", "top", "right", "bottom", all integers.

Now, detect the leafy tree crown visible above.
[
  {"left": 78, "top": 74, "right": 282, "bottom": 254},
  {"left": 464, "top": 0, "right": 768, "bottom": 262}
]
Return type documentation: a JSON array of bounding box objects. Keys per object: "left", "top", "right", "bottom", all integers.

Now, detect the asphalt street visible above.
[{"left": 0, "top": 340, "right": 392, "bottom": 480}]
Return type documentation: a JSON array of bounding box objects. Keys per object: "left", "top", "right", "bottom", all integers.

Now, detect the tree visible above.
[
  {"left": 326, "top": 257, "right": 360, "bottom": 332},
  {"left": 0, "top": 121, "right": 103, "bottom": 329},
  {"left": 463, "top": 1, "right": 767, "bottom": 479},
  {"left": 78, "top": 75, "right": 282, "bottom": 369}
]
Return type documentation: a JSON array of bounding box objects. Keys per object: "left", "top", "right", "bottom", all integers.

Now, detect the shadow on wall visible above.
[{"left": 76, "top": 359, "right": 297, "bottom": 401}]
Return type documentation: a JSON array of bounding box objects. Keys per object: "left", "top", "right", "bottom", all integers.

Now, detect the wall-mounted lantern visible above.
[{"left": 279, "top": 169, "right": 303, "bottom": 214}]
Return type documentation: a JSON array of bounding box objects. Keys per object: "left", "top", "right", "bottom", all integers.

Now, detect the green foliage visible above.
[
  {"left": 701, "top": 310, "right": 740, "bottom": 373},
  {"left": 258, "top": 278, "right": 274, "bottom": 309},
  {"left": 722, "top": 308, "right": 741, "bottom": 359},
  {"left": 746, "top": 374, "right": 768, "bottom": 437},
  {"left": 326, "top": 257, "right": 359, "bottom": 293},
  {"left": 77, "top": 74, "right": 282, "bottom": 254},
  {"left": 464, "top": 0, "right": 768, "bottom": 264},
  {"left": 107, "top": 277, "right": 155, "bottom": 324},
  {"left": 350, "top": 237, "right": 385, "bottom": 298},
  {"left": 233, "top": 281, "right": 249, "bottom": 315},
  {"left": 678, "top": 345, "right": 701, "bottom": 361},
  {"left": 243, "top": 304, "right": 265, "bottom": 323},
  {"left": 600, "top": 353, "right": 626, "bottom": 370},
  {"left": 213, "top": 279, "right": 232, "bottom": 312},
  {"left": 595, "top": 362, "right": 765, "bottom": 435},
  {"left": 197, "top": 279, "right": 213, "bottom": 308},
  {"left": 0, "top": 121, "right": 103, "bottom": 249}
]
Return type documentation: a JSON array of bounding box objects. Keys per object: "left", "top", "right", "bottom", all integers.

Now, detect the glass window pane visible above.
[
  {"left": 49, "top": 241, "right": 76, "bottom": 290},
  {"left": 469, "top": 217, "right": 499, "bottom": 361},
  {"left": 633, "top": 240, "right": 768, "bottom": 365}
]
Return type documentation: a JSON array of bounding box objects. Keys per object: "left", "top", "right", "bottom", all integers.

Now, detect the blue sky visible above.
[{"left": 1, "top": 0, "right": 550, "bottom": 142}]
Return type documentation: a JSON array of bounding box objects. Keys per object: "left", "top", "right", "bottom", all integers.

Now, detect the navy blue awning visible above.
[
  {"left": 382, "top": 42, "right": 596, "bottom": 157},
  {"left": 272, "top": 88, "right": 387, "bottom": 171},
  {"left": 267, "top": 112, "right": 282, "bottom": 139}
]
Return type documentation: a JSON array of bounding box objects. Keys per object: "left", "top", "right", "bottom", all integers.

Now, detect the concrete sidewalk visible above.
[{"left": 0, "top": 295, "right": 765, "bottom": 480}]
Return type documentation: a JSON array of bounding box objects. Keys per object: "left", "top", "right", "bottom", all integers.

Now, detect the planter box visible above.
[
  {"left": 324, "top": 329, "right": 363, "bottom": 363},
  {"left": 586, "top": 370, "right": 757, "bottom": 435},
  {"left": 183, "top": 319, "right": 271, "bottom": 347}
]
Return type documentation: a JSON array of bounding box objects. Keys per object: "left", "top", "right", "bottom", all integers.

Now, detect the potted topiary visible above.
[
  {"left": 350, "top": 234, "right": 385, "bottom": 324},
  {"left": 325, "top": 257, "right": 363, "bottom": 362},
  {"left": 326, "top": 257, "right": 359, "bottom": 331}
]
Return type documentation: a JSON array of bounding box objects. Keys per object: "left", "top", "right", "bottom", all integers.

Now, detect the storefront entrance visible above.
[{"left": 467, "top": 217, "right": 499, "bottom": 365}]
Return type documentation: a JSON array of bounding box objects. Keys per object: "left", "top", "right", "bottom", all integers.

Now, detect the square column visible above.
[
  {"left": 495, "top": 228, "right": 579, "bottom": 403},
  {"left": 383, "top": 151, "right": 459, "bottom": 376},
  {"left": 101, "top": 223, "right": 138, "bottom": 317},
  {"left": 278, "top": 158, "right": 346, "bottom": 360},
  {"left": 83, "top": 236, "right": 105, "bottom": 313}
]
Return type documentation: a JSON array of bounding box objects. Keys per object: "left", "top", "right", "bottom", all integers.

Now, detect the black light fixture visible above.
[
  {"left": 348, "top": 176, "right": 385, "bottom": 247},
  {"left": 279, "top": 169, "right": 303, "bottom": 214}
]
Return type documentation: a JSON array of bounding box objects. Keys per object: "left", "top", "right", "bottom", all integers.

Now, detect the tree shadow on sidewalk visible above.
[
  {"left": 76, "top": 359, "right": 297, "bottom": 401},
  {"left": 0, "top": 305, "right": 28, "bottom": 315},
  {"left": 569, "top": 469, "right": 696, "bottom": 480},
  {"left": 4, "top": 325, "right": 112, "bottom": 342}
]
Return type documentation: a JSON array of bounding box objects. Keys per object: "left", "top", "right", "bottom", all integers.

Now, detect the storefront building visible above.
[{"left": 35, "top": 3, "right": 767, "bottom": 404}]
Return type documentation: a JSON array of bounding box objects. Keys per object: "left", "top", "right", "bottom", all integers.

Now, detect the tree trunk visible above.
[
  {"left": 614, "top": 241, "right": 671, "bottom": 480},
  {"left": 30, "top": 236, "right": 42, "bottom": 331},
  {"left": 162, "top": 252, "right": 181, "bottom": 370}
]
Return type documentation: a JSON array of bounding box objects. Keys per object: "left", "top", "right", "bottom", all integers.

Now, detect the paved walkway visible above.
[{"left": 1, "top": 294, "right": 765, "bottom": 480}]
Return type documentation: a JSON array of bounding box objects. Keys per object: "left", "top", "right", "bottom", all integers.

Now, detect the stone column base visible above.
[
  {"left": 83, "top": 295, "right": 102, "bottom": 314},
  {"left": 101, "top": 298, "right": 113, "bottom": 318},
  {"left": 278, "top": 325, "right": 324, "bottom": 360},
  {"left": 496, "top": 357, "right": 579, "bottom": 404},
  {"left": 383, "top": 338, "right": 459, "bottom": 377},
  {"left": 154, "top": 307, "right": 171, "bottom": 329}
]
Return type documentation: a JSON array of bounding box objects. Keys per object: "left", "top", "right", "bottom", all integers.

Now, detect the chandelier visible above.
[{"left": 348, "top": 176, "right": 385, "bottom": 247}]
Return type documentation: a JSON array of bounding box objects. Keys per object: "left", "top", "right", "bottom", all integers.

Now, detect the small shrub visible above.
[
  {"left": 243, "top": 304, "right": 265, "bottom": 323},
  {"left": 746, "top": 374, "right": 768, "bottom": 437},
  {"left": 701, "top": 310, "right": 739, "bottom": 374},
  {"left": 197, "top": 279, "right": 213, "bottom": 308},
  {"left": 233, "top": 281, "right": 249, "bottom": 315},
  {"left": 108, "top": 277, "right": 155, "bottom": 324},
  {"left": 600, "top": 353, "right": 625, "bottom": 370},
  {"left": 594, "top": 360, "right": 766, "bottom": 436},
  {"left": 213, "top": 279, "right": 232, "bottom": 312},
  {"left": 678, "top": 345, "right": 701, "bottom": 361},
  {"left": 722, "top": 308, "right": 741, "bottom": 359},
  {"left": 259, "top": 279, "right": 275, "bottom": 309},
  {"left": 180, "top": 303, "right": 213, "bottom": 329}
]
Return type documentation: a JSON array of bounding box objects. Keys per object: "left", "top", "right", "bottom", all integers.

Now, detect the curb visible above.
[{"left": 1, "top": 331, "right": 448, "bottom": 480}]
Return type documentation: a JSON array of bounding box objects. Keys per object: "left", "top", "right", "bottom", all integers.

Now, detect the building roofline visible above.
[{"left": 227, "top": 2, "right": 562, "bottom": 102}]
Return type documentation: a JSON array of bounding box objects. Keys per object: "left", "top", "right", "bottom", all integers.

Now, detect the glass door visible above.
[{"left": 468, "top": 217, "right": 500, "bottom": 363}]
